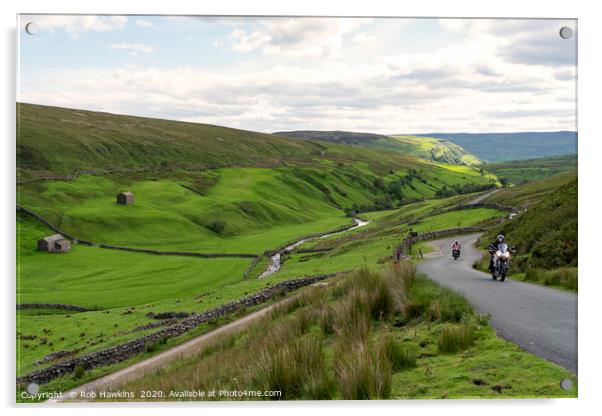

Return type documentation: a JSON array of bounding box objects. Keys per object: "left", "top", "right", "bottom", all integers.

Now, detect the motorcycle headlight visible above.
[
  {"left": 503, "top": 252, "right": 511, "bottom": 258},
  {"left": 495, "top": 250, "right": 502, "bottom": 257}
]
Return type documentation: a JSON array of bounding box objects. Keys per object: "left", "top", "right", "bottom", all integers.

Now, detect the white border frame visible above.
[{"left": 3, "top": 1, "right": 599, "bottom": 415}]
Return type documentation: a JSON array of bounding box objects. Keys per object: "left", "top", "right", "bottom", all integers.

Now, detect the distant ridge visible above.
[
  {"left": 409, "top": 131, "right": 577, "bottom": 163},
  {"left": 274, "top": 130, "right": 481, "bottom": 165}
]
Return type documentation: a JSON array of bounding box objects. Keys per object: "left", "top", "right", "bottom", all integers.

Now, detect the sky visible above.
[{"left": 17, "top": 15, "right": 577, "bottom": 134}]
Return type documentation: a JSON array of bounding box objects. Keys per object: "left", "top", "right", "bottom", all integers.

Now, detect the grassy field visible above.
[
  {"left": 18, "top": 215, "right": 252, "bottom": 308},
  {"left": 411, "top": 208, "right": 501, "bottom": 233},
  {"left": 272, "top": 203, "right": 507, "bottom": 280},
  {"left": 16, "top": 190, "right": 509, "bottom": 393},
  {"left": 480, "top": 154, "right": 577, "bottom": 184},
  {"left": 18, "top": 170, "right": 356, "bottom": 254},
  {"left": 485, "top": 170, "right": 576, "bottom": 209},
  {"left": 18, "top": 161, "right": 495, "bottom": 255},
  {"left": 102, "top": 266, "right": 576, "bottom": 401}
]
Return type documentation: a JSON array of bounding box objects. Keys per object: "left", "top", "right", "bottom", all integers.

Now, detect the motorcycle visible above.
[
  {"left": 491, "top": 243, "right": 516, "bottom": 281},
  {"left": 452, "top": 248, "right": 461, "bottom": 260}
]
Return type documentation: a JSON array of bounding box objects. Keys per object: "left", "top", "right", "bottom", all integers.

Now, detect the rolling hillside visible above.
[
  {"left": 414, "top": 131, "right": 577, "bottom": 162},
  {"left": 480, "top": 154, "right": 577, "bottom": 184},
  {"left": 483, "top": 178, "right": 577, "bottom": 272},
  {"left": 17, "top": 103, "right": 578, "bottom": 401},
  {"left": 274, "top": 130, "right": 481, "bottom": 165},
  {"left": 484, "top": 170, "right": 576, "bottom": 209},
  {"left": 17, "top": 104, "right": 498, "bottom": 242}
]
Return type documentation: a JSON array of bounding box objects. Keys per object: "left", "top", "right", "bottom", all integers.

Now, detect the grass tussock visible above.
[
  {"left": 97, "top": 263, "right": 507, "bottom": 401},
  {"left": 255, "top": 334, "right": 334, "bottom": 399},
  {"left": 524, "top": 268, "right": 577, "bottom": 291},
  {"left": 333, "top": 340, "right": 392, "bottom": 399},
  {"left": 437, "top": 324, "right": 474, "bottom": 354},
  {"left": 381, "top": 333, "right": 417, "bottom": 371}
]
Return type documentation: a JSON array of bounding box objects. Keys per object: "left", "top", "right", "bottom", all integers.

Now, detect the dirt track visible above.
[{"left": 47, "top": 295, "right": 303, "bottom": 403}]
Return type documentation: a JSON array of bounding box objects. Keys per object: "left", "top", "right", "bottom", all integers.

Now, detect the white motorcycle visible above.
[{"left": 491, "top": 243, "right": 516, "bottom": 281}]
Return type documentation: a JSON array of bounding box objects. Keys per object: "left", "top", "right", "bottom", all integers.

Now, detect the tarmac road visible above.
[{"left": 417, "top": 233, "right": 577, "bottom": 373}]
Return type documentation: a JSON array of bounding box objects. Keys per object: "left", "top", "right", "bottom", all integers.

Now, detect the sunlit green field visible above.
[
  {"left": 17, "top": 217, "right": 252, "bottom": 308},
  {"left": 390, "top": 135, "right": 482, "bottom": 166},
  {"left": 480, "top": 154, "right": 577, "bottom": 184},
  {"left": 18, "top": 169, "right": 357, "bottom": 254}
]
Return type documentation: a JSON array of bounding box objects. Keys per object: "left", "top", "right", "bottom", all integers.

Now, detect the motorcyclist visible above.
[
  {"left": 488, "top": 234, "right": 505, "bottom": 272},
  {"left": 452, "top": 240, "right": 461, "bottom": 257}
]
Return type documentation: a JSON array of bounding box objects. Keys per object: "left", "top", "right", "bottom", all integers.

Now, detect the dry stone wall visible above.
[
  {"left": 16, "top": 204, "right": 257, "bottom": 259},
  {"left": 17, "top": 272, "right": 340, "bottom": 385},
  {"left": 396, "top": 226, "right": 485, "bottom": 257},
  {"left": 17, "top": 303, "right": 89, "bottom": 312}
]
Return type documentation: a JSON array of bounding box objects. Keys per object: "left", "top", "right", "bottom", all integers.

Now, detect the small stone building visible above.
[
  {"left": 37, "top": 234, "right": 71, "bottom": 253},
  {"left": 117, "top": 191, "right": 134, "bottom": 205}
]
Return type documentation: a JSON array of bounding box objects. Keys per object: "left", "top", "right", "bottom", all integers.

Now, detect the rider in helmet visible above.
[
  {"left": 452, "top": 240, "right": 461, "bottom": 250},
  {"left": 487, "top": 234, "right": 505, "bottom": 272}
]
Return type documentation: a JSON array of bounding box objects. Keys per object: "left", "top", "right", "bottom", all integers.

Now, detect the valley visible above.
[{"left": 16, "top": 103, "right": 578, "bottom": 401}]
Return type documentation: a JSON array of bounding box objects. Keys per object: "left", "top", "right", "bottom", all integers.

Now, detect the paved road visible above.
[
  {"left": 417, "top": 233, "right": 577, "bottom": 373},
  {"left": 466, "top": 188, "right": 502, "bottom": 204}
]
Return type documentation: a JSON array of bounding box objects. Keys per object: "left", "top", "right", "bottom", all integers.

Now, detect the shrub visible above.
[
  {"left": 381, "top": 335, "right": 416, "bottom": 371},
  {"left": 73, "top": 364, "right": 85, "bottom": 379},
  {"left": 543, "top": 272, "right": 561, "bottom": 286},
  {"left": 208, "top": 220, "right": 226, "bottom": 234},
  {"left": 559, "top": 269, "right": 578, "bottom": 291},
  {"left": 404, "top": 301, "right": 425, "bottom": 319},
  {"left": 438, "top": 325, "right": 474, "bottom": 354},
  {"left": 525, "top": 268, "right": 540, "bottom": 282}
]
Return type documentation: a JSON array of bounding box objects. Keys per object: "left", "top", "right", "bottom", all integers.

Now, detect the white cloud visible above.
[
  {"left": 438, "top": 18, "right": 577, "bottom": 66},
  {"left": 110, "top": 43, "right": 155, "bottom": 55},
  {"left": 135, "top": 19, "right": 155, "bottom": 29},
  {"left": 226, "top": 18, "right": 370, "bottom": 58},
  {"left": 18, "top": 17, "right": 576, "bottom": 133},
  {"left": 20, "top": 50, "right": 575, "bottom": 134},
  {"left": 26, "top": 15, "right": 127, "bottom": 38}
]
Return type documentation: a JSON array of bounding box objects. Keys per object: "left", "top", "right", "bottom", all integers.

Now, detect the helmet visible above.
[{"left": 497, "top": 234, "right": 505, "bottom": 243}]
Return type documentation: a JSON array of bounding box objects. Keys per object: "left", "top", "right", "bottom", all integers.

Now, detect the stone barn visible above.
[
  {"left": 37, "top": 234, "right": 71, "bottom": 253},
  {"left": 117, "top": 191, "right": 134, "bottom": 205}
]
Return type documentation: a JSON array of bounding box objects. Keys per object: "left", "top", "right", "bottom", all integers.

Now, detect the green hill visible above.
[
  {"left": 17, "top": 104, "right": 498, "bottom": 248},
  {"left": 274, "top": 130, "right": 481, "bottom": 165},
  {"left": 480, "top": 154, "right": 577, "bottom": 184},
  {"left": 485, "top": 170, "right": 576, "bottom": 209},
  {"left": 483, "top": 178, "right": 577, "bottom": 272}
]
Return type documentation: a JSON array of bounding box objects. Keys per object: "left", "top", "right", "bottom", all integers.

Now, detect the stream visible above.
[{"left": 258, "top": 218, "right": 369, "bottom": 279}]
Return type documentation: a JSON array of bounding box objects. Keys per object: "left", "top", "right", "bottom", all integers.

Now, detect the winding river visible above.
[{"left": 258, "top": 218, "right": 369, "bottom": 279}]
